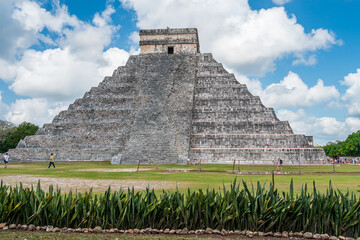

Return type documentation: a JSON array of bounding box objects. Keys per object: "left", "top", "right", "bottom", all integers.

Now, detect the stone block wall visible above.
[
  {"left": 7, "top": 50, "right": 326, "bottom": 164},
  {"left": 140, "top": 28, "right": 200, "bottom": 54}
]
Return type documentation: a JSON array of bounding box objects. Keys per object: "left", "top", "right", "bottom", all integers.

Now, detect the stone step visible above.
[
  {"left": 111, "top": 66, "right": 127, "bottom": 77},
  {"left": 8, "top": 147, "right": 120, "bottom": 162},
  {"left": 199, "top": 53, "right": 217, "bottom": 63},
  {"left": 190, "top": 133, "right": 312, "bottom": 148},
  {"left": 88, "top": 85, "right": 136, "bottom": 95},
  {"left": 198, "top": 65, "right": 228, "bottom": 75},
  {"left": 40, "top": 121, "right": 131, "bottom": 135},
  {"left": 190, "top": 148, "right": 326, "bottom": 164},
  {"left": 109, "top": 76, "right": 137, "bottom": 84},
  {"left": 98, "top": 81, "right": 135, "bottom": 88},
  {"left": 195, "top": 77, "right": 243, "bottom": 88},
  {"left": 195, "top": 85, "right": 250, "bottom": 93},
  {"left": 193, "top": 106, "right": 275, "bottom": 114},
  {"left": 192, "top": 121, "right": 293, "bottom": 134},
  {"left": 82, "top": 90, "right": 135, "bottom": 99},
  {"left": 194, "top": 93, "right": 256, "bottom": 99},
  {"left": 195, "top": 83, "right": 247, "bottom": 89},
  {"left": 194, "top": 94, "right": 262, "bottom": 100},
  {"left": 192, "top": 111, "right": 277, "bottom": 122},
  {"left": 198, "top": 62, "right": 224, "bottom": 68},
  {"left": 197, "top": 72, "right": 235, "bottom": 78},
  {"left": 69, "top": 97, "right": 135, "bottom": 111},
  {"left": 53, "top": 109, "right": 133, "bottom": 123},
  {"left": 193, "top": 98, "right": 265, "bottom": 110},
  {"left": 20, "top": 134, "right": 127, "bottom": 148}
]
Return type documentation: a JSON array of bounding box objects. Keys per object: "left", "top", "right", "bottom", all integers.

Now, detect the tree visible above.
[
  {"left": 0, "top": 122, "right": 38, "bottom": 153},
  {"left": 339, "top": 130, "right": 360, "bottom": 156},
  {"left": 323, "top": 141, "right": 342, "bottom": 158},
  {"left": 322, "top": 130, "right": 360, "bottom": 157}
]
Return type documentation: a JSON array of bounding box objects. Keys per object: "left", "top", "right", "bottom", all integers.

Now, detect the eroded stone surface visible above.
[{"left": 7, "top": 28, "right": 326, "bottom": 164}]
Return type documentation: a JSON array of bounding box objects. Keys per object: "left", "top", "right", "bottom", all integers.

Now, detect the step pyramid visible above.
[{"left": 8, "top": 28, "right": 326, "bottom": 164}]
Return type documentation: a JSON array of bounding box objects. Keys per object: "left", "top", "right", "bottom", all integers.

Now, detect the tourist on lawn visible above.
[
  {"left": 48, "top": 153, "right": 55, "bottom": 168},
  {"left": 276, "top": 158, "right": 282, "bottom": 172},
  {"left": 3, "top": 153, "right": 9, "bottom": 169}
]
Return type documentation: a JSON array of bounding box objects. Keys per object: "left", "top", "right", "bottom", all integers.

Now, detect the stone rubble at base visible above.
[{"left": 7, "top": 28, "right": 326, "bottom": 164}]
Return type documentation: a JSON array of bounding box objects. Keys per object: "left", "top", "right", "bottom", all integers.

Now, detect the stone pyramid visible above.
[{"left": 9, "top": 28, "right": 326, "bottom": 164}]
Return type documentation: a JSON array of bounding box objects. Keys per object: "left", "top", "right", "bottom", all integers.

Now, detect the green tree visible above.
[
  {"left": 339, "top": 130, "right": 360, "bottom": 156},
  {"left": 322, "top": 130, "right": 360, "bottom": 157},
  {"left": 323, "top": 141, "right": 342, "bottom": 158},
  {"left": 0, "top": 122, "right": 38, "bottom": 153}
]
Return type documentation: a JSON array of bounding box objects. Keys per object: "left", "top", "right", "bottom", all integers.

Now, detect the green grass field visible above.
[{"left": 0, "top": 161, "right": 359, "bottom": 194}]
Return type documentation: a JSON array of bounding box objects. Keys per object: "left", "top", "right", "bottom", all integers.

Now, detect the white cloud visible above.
[
  {"left": 277, "top": 109, "right": 351, "bottom": 145},
  {"left": 9, "top": 48, "right": 101, "bottom": 101},
  {"left": 0, "top": 0, "right": 39, "bottom": 61},
  {"left": 292, "top": 53, "right": 317, "bottom": 66},
  {"left": 5, "top": 98, "right": 68, "bottom": 126},
  {"left": 0, "top": 92, "right": 9, "bottom": 119},
  {"left": 273, "top": 0, "right": 291, "bottom": 5},
  {"left": 345, "top": 117, "right": 360, "bottom": 133},
  {"left": 12, "top": 0, "right": 78, "bottom": 33},
  {"left": 0, "top": 1, "right": 130, "bottom": 124},
  {"left": 98, "top": 48, "right": 130, "bottom": 77},
  {"left": 234, "top": 71, "right": 340, "bottom": 108},
  {"left": 128, "top": 31, "right": 140, "bottom": 45},
  {"left": 121, "top": 0, "right": 339, "bottom": 76},
  {"left": 0, "top": 59, "right": 17, "bottom": 82},
  {"left": 341, "top": 69, "right": 360, "bottom": 116}
]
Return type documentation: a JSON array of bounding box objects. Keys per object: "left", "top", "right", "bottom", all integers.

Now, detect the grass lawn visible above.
[
  {"left": 0, "top": 232, "right": 229, "bottom": 240},
  {"left": 0, "top": 161, "right": 359, "bottom": 194}
]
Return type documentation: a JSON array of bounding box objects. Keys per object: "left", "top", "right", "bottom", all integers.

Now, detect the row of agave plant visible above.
[{"left": 0, "top": 179, "right": 359, "bottom": 238}]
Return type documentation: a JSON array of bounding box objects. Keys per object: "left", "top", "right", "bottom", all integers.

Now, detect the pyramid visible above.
[{"left": 9, "top": 28, "right": 326, "bottom": 164}]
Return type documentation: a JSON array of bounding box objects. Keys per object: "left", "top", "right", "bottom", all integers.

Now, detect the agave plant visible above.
[{"left": 0, "top": 179, "right": 359, "bottom": 237}]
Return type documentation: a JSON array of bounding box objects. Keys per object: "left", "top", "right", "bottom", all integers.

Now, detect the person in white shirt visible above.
[{"left": 3, "top": 153, "right": 9, "bottom": 169}]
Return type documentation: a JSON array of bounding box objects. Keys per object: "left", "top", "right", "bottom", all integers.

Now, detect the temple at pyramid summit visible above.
[{"left": 8, "top": 28, "right": 326, "bottom": 164}]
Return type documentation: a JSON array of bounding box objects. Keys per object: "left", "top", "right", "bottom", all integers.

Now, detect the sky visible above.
[{"left": 0, "top": 0, "right": 360, "bottom": 146}]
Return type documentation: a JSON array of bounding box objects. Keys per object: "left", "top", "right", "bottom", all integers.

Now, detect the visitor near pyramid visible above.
[{"left": 7, "top": 28, "right": 326, "bottom": 164}]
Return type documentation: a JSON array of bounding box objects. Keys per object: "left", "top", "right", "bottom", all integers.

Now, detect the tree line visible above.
[
  {"left": 322, "top": 130, "right": 360, "bottom": 158},
  {"left": 0, "top": 122, "right": 38, "bottom": 153}
]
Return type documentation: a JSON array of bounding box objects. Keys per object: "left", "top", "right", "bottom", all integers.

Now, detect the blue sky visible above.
[{"left": 0, "top": 0, "right": 360, "bottom": 145}]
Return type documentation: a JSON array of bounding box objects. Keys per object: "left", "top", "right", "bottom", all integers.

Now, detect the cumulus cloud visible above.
[
  {"left": 5, "top": 98, "right": 68, "bottom": 126},
  {"left": 345, "top": 117, "right": 360, "bottom": 133},
  {"left": 341, "top": 69, "right": 360, "bottom": 116},
  {"left": 0, "top": 92, "right": 9, "bottom": 118},
  {"left": 273, "top": 0, "right": 291, "bottom": 5},
  {"left": 97, "top": 48, "right": 130, "bottom": 77},
  {"left": 12, "top": 0, "right": 78, "bottom": 33},
  {"left": 234, "top": 71, "right": 339, "bottom": 108},
  {"left": 9, "top": 48, "right": 101, "bottom": 101},
  {"left": 0, "top": 1, "right": 38, "bottom": 61},
  {"left": 0, "top": 1, "right": 130, "bottom": 124},
  {"left": 121, "top": 0, "right": 339, "bottom": 76},
  {"left": 277, "top": 109, "right": 352, "bottom": 145}
]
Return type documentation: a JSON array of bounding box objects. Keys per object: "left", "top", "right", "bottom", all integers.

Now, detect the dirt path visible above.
[
  {"left": 0, "top": 175, "right": 188, "bottom": 193},
  {"left": 75, "top": 168, "right": 153, "bottom": 172}
]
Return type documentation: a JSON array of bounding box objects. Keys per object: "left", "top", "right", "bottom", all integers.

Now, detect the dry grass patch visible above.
[
  {"left": 75, "top": 168, "right": 153, "bottom": 172},
  {"left": 0, "top": 175, "right": 190, "bottom": 193}
]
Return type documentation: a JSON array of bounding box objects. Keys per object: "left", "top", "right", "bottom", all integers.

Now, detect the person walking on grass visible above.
[
  {"left": 3, "top": 153, "right": 9, "bottom": 169},
  {"left": 48, "top": 153, "right": 55, "bottom": 168},
  {"left": 276, "top": 158, "right": 282, "bottom": 172}
]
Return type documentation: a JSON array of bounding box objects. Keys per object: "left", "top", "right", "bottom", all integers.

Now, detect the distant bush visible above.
[{"left": 0, "top": 122, "right": 38, "bottom": 153}]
